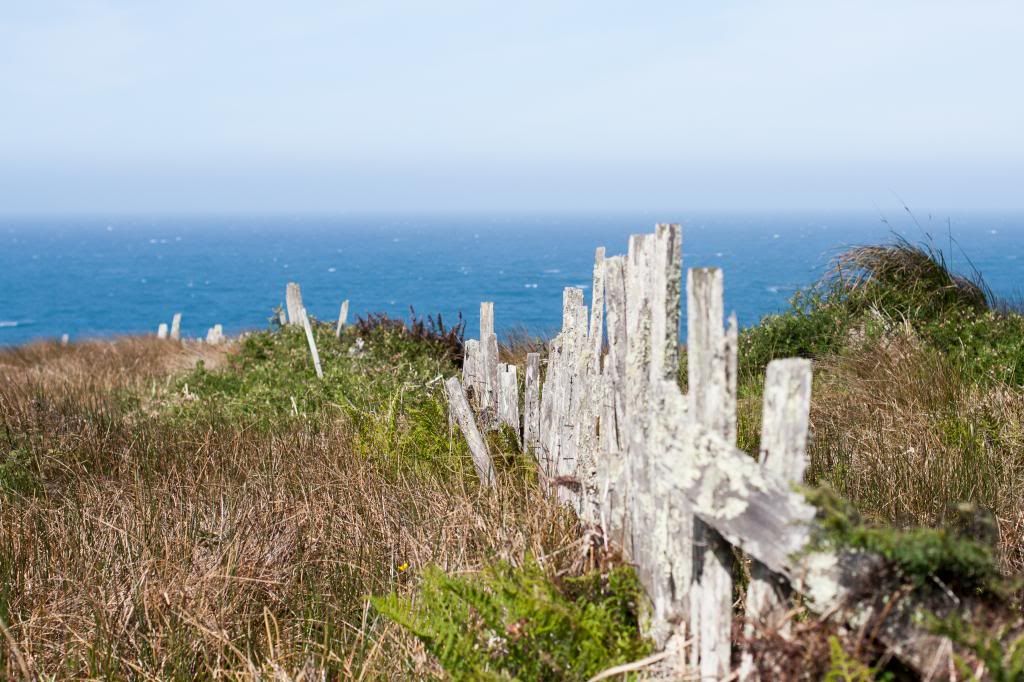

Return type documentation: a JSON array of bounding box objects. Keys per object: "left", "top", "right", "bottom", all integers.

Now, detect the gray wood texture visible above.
[{"left": 445, "top": 376, "right": 496, "bottom": 486}]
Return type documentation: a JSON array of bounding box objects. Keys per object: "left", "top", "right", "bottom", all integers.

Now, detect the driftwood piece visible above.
[
  {"left": 444, "top": 377, "right": 496, "bottom": 486},
  {"left": 300, "top": 308, "right": 324, "bottom": 379},
  {"left": 336, "top": 300, "right": 349, "bottom": 338},
  {"left": 286, "top": 282, "right": 304, "bottom": 326},
  {"left": 523, "top": 352, "right": 541, "bottom": 454},
  {"left": 170, "top": 313, "right": 182, "bottom": 341},
  {"left": 157, "top": 323, "right": 168, "bottom": 339}
]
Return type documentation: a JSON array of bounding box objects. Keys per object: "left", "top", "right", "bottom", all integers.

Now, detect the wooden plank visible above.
[
  {"left": 523, "top": 352, "right": 541, "bottom": 454},
  {"left": 157, "top": 323, "right": 168, "bottom": 339},
  {"left": 686, "top": 267, "right": 734, "bottom": 681},
  {"left": 170, "top": 313, "right": 182, "bottom": 341},
  {"left": 286, "top": 282, "right": 304, "bottom": 326},
  {"left": 300, "top": 308, "right": 324, "bottom": 379},
  {"left": 336, "top": 300, "right": 349, "bottom": 338},
  {"left": 444, "top": 376, "right": 496, "bottom": 486},
  {"left": 498, "top": 363, "right": 520, "bottom": 439},
  {"left": 740, "top": 358, "right": 812, "bottom": 680}
]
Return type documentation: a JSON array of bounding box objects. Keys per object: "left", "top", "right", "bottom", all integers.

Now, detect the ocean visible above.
[{"left": 1, "top": 212, "right": 1021, "bottom": 347}]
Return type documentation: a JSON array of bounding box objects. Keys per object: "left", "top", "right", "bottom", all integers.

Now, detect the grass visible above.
[{"left": 1, "top": 236, "right": 1022, "bottom": 678}]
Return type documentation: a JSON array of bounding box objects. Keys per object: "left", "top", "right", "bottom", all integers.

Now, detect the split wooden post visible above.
[
  {"left": 498, "top": 363, "right": 520, "bottom": 439},
  {"left": 157, "top": 323, "right": 168, "bottom": 339},
  {"left": 300, "top": 308, "right": 324, "bottom": 379},
  {"left": 336, "top": 300, "right": 349, "bottom": 338},
  {"left": 170, "top": 313, "right": 182, "bottom": 341},
  {"left": 523, "top": 352, "right": 541, "bottom": 454},
  {"left": 444, "top": 377, "right": 496, "bottom": 486},
  {"left": 687, "top": 267, "right": 737, "bottom": 681},
  {"left": 286, "top": 282, "right": 304, "bottom": 325}
]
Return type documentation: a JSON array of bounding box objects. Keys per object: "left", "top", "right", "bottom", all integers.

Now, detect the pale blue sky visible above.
[{"left": 2, "top": 1, "right": 1022, "bottom": 213}]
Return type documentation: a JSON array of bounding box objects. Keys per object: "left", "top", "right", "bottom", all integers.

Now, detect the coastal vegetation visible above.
[{"left": 1, "top": 239, "right": 1022, "bottom": 679}]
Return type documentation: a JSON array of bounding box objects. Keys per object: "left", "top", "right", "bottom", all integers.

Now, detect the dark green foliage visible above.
[
  {"left": 0, "top": 448, "right": 40, "bottom": 499},
  {"left": 373, "top": 559, "right": 652, "bottom": 681},
  {"left": 805, "top": 486, "right": 999, "bottom": 590}
]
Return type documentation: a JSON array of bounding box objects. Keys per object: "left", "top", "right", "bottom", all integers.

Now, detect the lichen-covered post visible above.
[
  {"left": 687, "top": 267, "right": 736, "bottom": 680},
  {"left": 589, "top": 247, "right": 606, "bottom": 369},
  {"left": 462, "top": 339, "right": 481, "bottom": 405},
  {"left": 603, "top": 255, "right": 628, "bottom": 453},
  {"left": 286, "top": 282, "right": 304, "bottom": 326},
  {"left": 498, "top": 363, "right": 521, "bottom": 440},
  {"left": 170, "top": 313, "right": 182, "bottom": 341},
  {"left": 335, "top": 300, "right": 349, "bottom": 338},
  {"left": 523, "top": 352, "right": 541, "bottom": 454},
  {"left": 157, "top": 323, "right": 168, "bottom": 339},
  {"left": 300, "top": 308, "right": 324, "bottom": 379},
  {"left": 739, "top": 358, "right": 812, "bottom": 680},
  {"left": 444, "top": 376, "right": 496, "bottom": 486}
]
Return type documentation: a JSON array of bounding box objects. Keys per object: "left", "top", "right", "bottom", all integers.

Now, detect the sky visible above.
[{"left": 1, "top": 1, "right": 1022, "bottom": 214}]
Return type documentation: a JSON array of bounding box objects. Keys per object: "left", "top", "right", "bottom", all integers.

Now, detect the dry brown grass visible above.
[
  {"left": 0, "top": 338, "right": 577, "bottom": 679},
  {"left": 808, "top": 331, "right": 1024, "bottom": 573}
]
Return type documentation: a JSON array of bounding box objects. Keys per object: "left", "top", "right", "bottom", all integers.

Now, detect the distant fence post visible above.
[
  {"left": 479, "top": 302, "right": 499, "bottom": 418},
  {"left": 170, "top": 313, "right": 182, "bottom": 341},
  {"left": 498, "top": 363, "right": 520, "bottom": 440},
  {"left": 286, "top": 282, "right": 304, "bottom": 325},
  {"left": 157, "top": 323, "right": 168, "bottom": 339},
  {"left": 205, "top": 324, "right": 224, "bottom": 345},
  {"left": 336, "top": 300, "right": 349, "bottom": 338}
]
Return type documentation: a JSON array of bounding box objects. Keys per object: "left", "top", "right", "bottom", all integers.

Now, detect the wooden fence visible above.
[{"left": 450, "top": 224, "right": 953, "bottom": 680}]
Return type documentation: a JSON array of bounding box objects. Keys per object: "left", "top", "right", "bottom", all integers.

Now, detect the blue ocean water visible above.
[{"left": 1, "top": 212, "right": 1021, "bottom": 347}]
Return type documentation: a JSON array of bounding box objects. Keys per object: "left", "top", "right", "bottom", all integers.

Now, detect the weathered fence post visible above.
[
  {"left": 463, "top": 339, "right": 481, "bottom": 405},
  {"left": 480, "top": 302, "right": 499, "bottom": 418},
  {"left": 523, "top": 352, "right": 541, "bottom": 453},
  {"left": 300, "top": 308, "right": 324, "bottom": 379},
  {"left": 205, "top": 324, "right": 224, "bottom": 345},
  {"left": 157, "top": 323, "right": 168, "bottom": 339},
  {"left": 739, "top": 358, "right": 812, "bottom": 679},
  {"left": 336, "top": 300, "right": 349, "bottom": 338},
  {"left": 170, "top": 313, "right": 182, "bottom": 340},
  {"left": 445, "top": 376, "right": 496, "bottom": 486},
  {"left": 60, "top": 333, "right": 69, "bottom": 346},
  {"left": 286, "top": 282, "right": 304, "bottom": 325},
  {"left": 687, "top": 267, "right": 737, "bottom": 680},
  {"left": 498, "top": 363, "right": 520, "bottom": 439}
]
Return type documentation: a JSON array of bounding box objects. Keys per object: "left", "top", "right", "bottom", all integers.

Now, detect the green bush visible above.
[{"left": 373, "top": 559, "right": 652, "bottom": 681}]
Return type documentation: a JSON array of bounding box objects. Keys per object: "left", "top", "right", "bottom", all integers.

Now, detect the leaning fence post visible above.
[
  {"left": 299, "top": 308, "right": 324, "bottom": 379},
  {"left": 739, "top": 358, "right": 812, "bottom": 679},
  {"left": 286, "top": 282, "right": 304, "bottom": 325},
  {"left": 336, "top": 300, "right": 349, "bottom": 338},
  {"left": 444, "top": 376, "right": 496, "bottom": 486},
  {"left": 523, "top": 353, "right": 541, "bottom": 453},
  {"left": 170, "top": 313, "right": 182, "bottom": 341},
  {"left": 157, "top": 323, "right": 168, "bottom": 339},
  {"left": 687, "top": 266, "right": 736, "bottom": 681}
]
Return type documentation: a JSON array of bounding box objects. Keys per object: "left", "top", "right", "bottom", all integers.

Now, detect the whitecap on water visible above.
[
  {"left": 0, "top": 320, "right": 20, "bottom": 328},
  {"left": 524, "top": 283, "right": 538, "bottom": 289}
]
